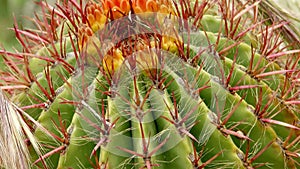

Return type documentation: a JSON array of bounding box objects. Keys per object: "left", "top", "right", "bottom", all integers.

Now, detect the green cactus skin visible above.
[{"left": 0, "top": 0, "right": 299, "bottom": 169}]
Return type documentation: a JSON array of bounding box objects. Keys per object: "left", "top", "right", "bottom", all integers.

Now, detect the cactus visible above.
[{"left": 0, "top": 0, "right": 300, "bottom": 168}]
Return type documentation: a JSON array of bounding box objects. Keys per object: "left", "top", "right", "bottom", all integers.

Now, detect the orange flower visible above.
[
  {"left": 145, "top": 0, "right": 159, "bottom": 12},
  {"left": 102, "top": 0, "right": 130, "bottom": 19},
  {"left": 86, "top": 2, "right": 107, "bottom": 32},
  {"left": 119, "top": 0, "right": 131, "bottom": 13},
  {"left": 78, "top": 24, "right": 102, "bottom": 62},
  {"left": 78, "top": 25, "right": 94, "bottom": 51},
  {"left": 85, "top": 0, "right": 176, "bottom": 32},
  {"left": 81, "top": 0, "right": 180, "bottom": 74},
  {"left": 133, "top": 0, "right": 172, "bottom": 13}
]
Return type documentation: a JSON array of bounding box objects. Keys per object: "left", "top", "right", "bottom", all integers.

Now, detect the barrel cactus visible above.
[{"left": 0, "top": 0, "right": 299, "bottom": 168}]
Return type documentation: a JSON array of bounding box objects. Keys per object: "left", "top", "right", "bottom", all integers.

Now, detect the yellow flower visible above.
[{"left": 103, "top": 48, "right": 124, "bottom": 74}]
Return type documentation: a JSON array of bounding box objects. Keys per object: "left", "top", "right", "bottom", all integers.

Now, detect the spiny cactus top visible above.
[{"left": 0, "top": 0, "right": 299, "bottom": 169}]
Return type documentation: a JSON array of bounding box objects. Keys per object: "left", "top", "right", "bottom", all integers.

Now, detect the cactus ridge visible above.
[{"left": 0, "top": 0, "right": 300, "bottom": 169}]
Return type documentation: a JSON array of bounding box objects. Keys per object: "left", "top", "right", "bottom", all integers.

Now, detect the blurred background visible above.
[{"left": 0, "top": 0, "right": 39, "bottom": 51}]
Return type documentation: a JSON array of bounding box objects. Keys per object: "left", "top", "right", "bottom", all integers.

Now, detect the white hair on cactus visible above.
[{"left": 0, "top": 90, "right": 42, "bottom": 169}]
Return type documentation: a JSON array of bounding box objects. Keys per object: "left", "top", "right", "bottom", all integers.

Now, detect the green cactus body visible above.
[{"left": 0, "top": 0, "right": 299, "bottom": 169}]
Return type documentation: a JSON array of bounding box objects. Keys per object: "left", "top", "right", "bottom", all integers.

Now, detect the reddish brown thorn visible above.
[
  {"left": 147, "top": 136, "right": 169, "bottom": 157},
  {"left": 218, "top": 41, "right": 241, "bottom": 56},
  {"left": 45, "top": 67, "right": 56, "bottom": 98},
  {"left": 20, "top": 103, "right": 48, "bottom": 110},
  {"left": 255, "top": 70, "right": 295, "bottom": 79},
  {"left": 162, "top": 93, "right": 200, "bottom": 142},
  {"left": 39, "top": 154, "right": 49, "bottom": 169},
  {"left": 247, "top": 44, "right": 256, "bottom": 73},
  {"left": 78, "top": 113, "right": 104, "bottom": 135},
  {"left": 230, "top": 17, "right": 241, "bottom": 40},
  {"left": 221, "top": 95, "right": 244, "bottom": 126},
  {"left": 34, "top": 78, "right": 54, "bottom": 102},
  {"left": 233, "top": 0, "right": 261, "bottom": 21},
  {"left": 267, "top": 50, "right": 300, "bottom": 60},
  {"left": 199, "top": 150, "right": 223, "bottom": 169},
  {"left": 59, "top": 99, "right": 81, "bottom": 106},
  {"left": 90, "top": 137, "right": 109, "bottom": 158},
  {"left": 69, "top": 0, "right": 84, "bottom": 18},
  {"left": 284, "top": 100, "right": 300, "bottom": 105},
  {"left": 220, "top": 128, "right": 252, "bottom": 141},
  {"left": 244, "top": 140, "right": 251, "bottom": 162},
  {"left": 191, "top": 61, "right": 204, "bottom": 87},
  {"left": 225, "top": 46, "right": 239, "bottom": 88},
  {"left": 280, "top": 75, "right": 294, "bottom": 99},
  {"left": 254, "top": 87, "right": 270, "bottom": 117},
  {"left": 251, "top": 58, "right": 268, "bottom": 78},
  {"left": 89, "top": 152, "right": 102, "bottom": 169},
  {"left": 57, "top": 54, "right": 75, "bottom": 74},
  {"left": 191, "top": 143, "right": 202, "bottom": 167},
  {"left": 192, "top": 0, "right": 207, "bottom": 28},
  {"left": 40, "top": 1, "right": 64, "bottom": 18},
  {"left": 139, "top": 123, "right": 148, "bottom": 154},
  {"left": 190, "top": 49, "right": 205, "bottom": 66},
  {"left": 14, "top": 28, "right": 50, "bottom": 44},
  {"left": 0, "top": 50, "right": 22, "bottom": 69},
  {"left": 13, "top": 16, "right": 30, "bottom": 53},
  {"left": 218, "top": 1, "right": 229, "bottom": 37},
  {"left": 234, "top": 20, "right": 265, "bottom": 40},
  {"left": 161, "top": 77, "right": 174, "bottom": 91},
  {"left": 117, "top": 146, "right": 144, "bottom": 158},
  {"left": 179, "top": 128, "right": 199, "bottom": 143},
  {"left": 59, "top": 23, "right": 67, "bottom": 58},
  {"left": 55, "top": 3, "right": 78, "bottom": 31},
  {"left": 193, "top": 83, "right": 210, "bottom": 96},
  {"left": 0, "top": 50, "right": 52, "bottom": 64},
  {"left": 0, "top": 85, "right": 28, "bottom": 91},
  {"left": 229, "top": 85, "right": 260, "bottom": 93},
  {"left": 179, "top": 101, "right": 201, "bottom": 127},
  {"left": 160, "top": 115, "right": 175, "bottom": 124},
  {"left": 285, "top": 151, "right": 300, "bottom": 158},
  {"left": 133, "top": 76, "right": 141, "bottom": 106},
  {"left": 257, "top": 89, "right": 280, "bottom": 119},
  {"left": 50, "top": 110, "right": 69, "bottom": 143},
  {"left": 118, "top": 136, "right": 169, "bottom": 168},
  {"left": 26, "top": 52, "right": 56, "bottom": 63},
  {"left": 286, "top": 135, "right": 300, "bottom": 150},
  {"left": 26, "top": 92, "right": 45, "bottom": 105},
  {"left": 33, "top": 145, "right": 66, "bottom": 165},
  {"left": 253, "top": 163, "right": 268, "bottom": 169},
  {"left": 112, "top": 90, "right": 138, "bottom": 110},
  {"left": 260, "top": 118, "right": 300, "bottom": 130},
  {"left": 249, "top": 141, "right": 273, "bottom": 164},
  {"left": 229, "top": 0, "right": 235, "bottom": 38},
  {"left": 58, "top": 110, "right": 69, "bottom": 139},
  {"left": 171, "top": 92, "right": 179, "bottom": 120}
]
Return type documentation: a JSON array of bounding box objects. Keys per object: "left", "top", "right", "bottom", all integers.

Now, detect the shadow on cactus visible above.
[{"left": 0, "top": 0, "right": 299, "bottom": 169}]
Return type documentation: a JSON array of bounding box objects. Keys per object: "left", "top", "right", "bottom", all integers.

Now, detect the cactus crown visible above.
[{"left": 0, "top": 0, "right": 300, "bottom": 169}]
